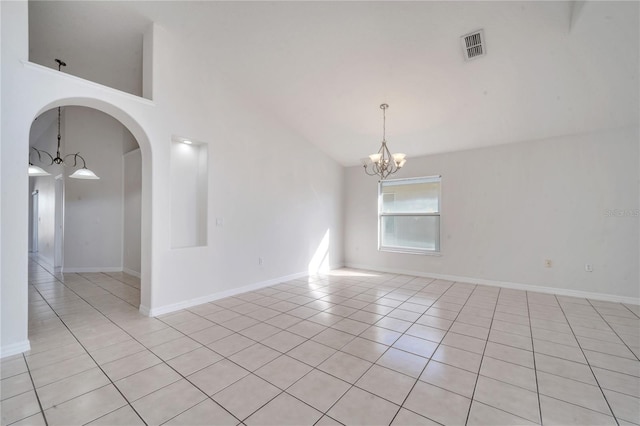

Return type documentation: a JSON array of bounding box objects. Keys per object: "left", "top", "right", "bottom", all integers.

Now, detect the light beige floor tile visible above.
[
  {"left": 583, "top": 350, "right": 640, "bottom": 377},
  {"left": 420, "top": 360, "right": 478, "bottom": 398},
  {"left": 1, "top": 372, "right": 33, "bottom": 401},
  {"left": 534, "top": 353, "right": 597, "bottom": 385},
  {"left": 114, "top": 362, "right": 181, "bottom": 401},
  {"left": 315, "top": 415, "right": 343, "bottom": 425},
  {"left": 473, "top": 376, "right": 540, "bottom": 423},
  {"left": 213, "top": 374, "right": 280, "bottom": 420},
  {"left": 355, "top": 364, "right": 415, "bottom": 405},
  {"left": 25, "top": 342, "right": 86, "bottom": 370},
  {"left": 44, "top": 384, "right": 127, "bottom": 426},
  {"left": 37, "top": 367, "right": 110, "bottom": 410},
  {"left": 0, "top": 357, "right": 28, "bottom": 380},
  {"left": 480, "top": 356, "right": 537, "bottom": 391},
  {"left": 484, "top": 341, "right": 534, "bottom": 368},
  {"left": 166, "top": 346, "right": 223, "bottom": 376},
  {"left": 287, "top": 340, "right": 336, "bottom": 367},
  {"left": 602, "top": 389, "right": 640, "bottom": 424},
  {"left": 318, "top": 351, "right": 372, "bottom": 383},
  {"left": 592, "top": 366, "right": 640, "bottom": 398},
  {"left": 537, "top": 371, "right": 612, "bottom": 415},
  {"left": 404, "top": 380, "right": 471, "bottom": 425},
  {"left": 376, "top": 347, "right": 429, "bottom": 378},
  {"left": 468, "top": 401, "right": 538, "bottom": 425},
  {"left": 312, "top": 328, "right": 356, "bottom": 350},
  {"left": 431, "top": 344, "right": 482, "bottom": 373},
  {"left": 539, "top": 395, "right": 616, "bottom": 425},
  {"left": 375, "top": 317, "right": 413, "bottom": 333},
  {"left": 229, "top": 343, "right": 281, "bottom": 371},
  {"left": 101, "top": 350, "right": 161, "bottom": 381},
  {"left": 88, "top": 405, "right": 145, "bottom": 425},
  {"left": 265, "top": 313, "right": 303, "bottom": 329},
  {"left": 255, "top": 355, "right": 312, "bottom": 390},
  {"left": 188, "top": 325, "right": 234, "bottom": 345},
  {"left": 89, "top": 339, "right": 145, "bottom": 365},
  {"left": 164, "top": 399, "right": 239, "bottom": 425},
  {"left": 341, "top": 337, "right": 388, "bottom": 363},
  {"left": 30, "top": 353, "right": 97, "bottom": 388},
  {"left": 488, "top": 329, "right": 533, "bottom": 351},
  {"left": 245, "top": 392, "right": 322, "bottom": 425},
  {"left": 415, "top": 314, "right": 453, "bottom": 330},
  {"left": 533, "top": 339, "right": 586, "bottom": 364},
  {"left": 349, "top": 310, "right": 385, "bottom": 324},
  {"left": 133, "top": 378, "right": 207, "bottom": 425},
  {"left": 391, "top": 408, "right": 440, "bottom": 425},
  {"left": 188, "top": 359, "right": 250, "bottom": 396},
  {"left": 308, "top": 311, "right": 344, "bottom": 327},
  {"left": 207, "top": 333, "right": 256, "bottom": 357},
  {"left": 261, "top": 330, "right": 306, "bottom": 353},
  {"left": 360, "top": 325, "right": 402, "bottom": 345},
  {"left": 392, "top": 335, "right": 438, "bottom": 358},
  {"left": 327, "top": 387, "right": 400, "bottom": 426},
  {"left": 441, "top": 332, "right": 487, "bottom": 354},
  {"left": 450, "top": 322, "right": 490, "bottom": 340},
  {"left": 0, "top": 389, "right": 41, "bottom": 425},
  {"left": 287, "top": 369, "right": 350, "bottom": 412},
  {"left": 149, "top": 335, "right": 202, "bottom": 361},
  {"left": 172, "top": 317, "right": 215, "bottom": 335},
  {"left": 10, "top": 412, "right": 47, "bottom": 426},
  {"left": 135, "top": 327, "right": 184, "bottom": 347},
  {"left": 239, "top": 322, "right": 281, "bottom": 342}
]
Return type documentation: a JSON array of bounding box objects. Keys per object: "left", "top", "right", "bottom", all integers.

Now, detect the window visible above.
[{"left": 378, "top": 176, "right": 441, "bottom": 254}]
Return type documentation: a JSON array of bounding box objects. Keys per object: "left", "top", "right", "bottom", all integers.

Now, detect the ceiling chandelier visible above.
[
  {"left": 362, "top": 103, "right": 406, "bottom": 180},
  {"left": 28, "top": 59, "right": 100, "bottom": 180}
]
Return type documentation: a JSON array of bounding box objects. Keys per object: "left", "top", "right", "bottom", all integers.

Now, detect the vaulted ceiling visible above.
[{"left": 29, "top": 1, "right": 639, "bottom": 166}]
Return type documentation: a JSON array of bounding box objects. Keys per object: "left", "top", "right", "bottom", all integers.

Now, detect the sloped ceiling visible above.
[{"left": 29, "top": 1, "right": 639, "bottom": 165}]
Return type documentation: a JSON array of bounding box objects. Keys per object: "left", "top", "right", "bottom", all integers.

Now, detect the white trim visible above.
[
  {"left": 123, "top": 268, "right": 141, "bottom": 278},
  {"left": 36, "top": 255, "right": 56, "bottom": 274},
  {"left": 345, "top": 263, "right": 640, "bottom": 305},
  {"left": 62, "top": 266, "right": 123, "bottom": 273},
  {"left": 143, "top": 269, "right": 313, "bottom": 317},
  {"left": 1, "top": 340, "right": 31, "bottom": 359}
]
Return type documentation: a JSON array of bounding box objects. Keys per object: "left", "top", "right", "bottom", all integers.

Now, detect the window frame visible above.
[{"left": 377, "top": 175, "right": 442, "bottom": 255}]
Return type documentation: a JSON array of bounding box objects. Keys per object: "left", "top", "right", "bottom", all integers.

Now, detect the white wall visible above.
[
  {"left": 123, "top": 149, "right": 142, "bottom": 275},
  {"left": 2, "top": 2, "right": 344, "bottom": 355},
  {"left": 62, "top": 106, "right": 133, "bottom": 272},
  {"left": 345, "top": 126, "right": 639, "bottom": 301},
  {"left": 28, "top": 109, "right": 60, "bottom": 267}
]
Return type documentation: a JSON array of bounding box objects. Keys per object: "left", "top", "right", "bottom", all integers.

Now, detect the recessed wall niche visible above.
[{"left": 170, "top": 138, "right": 208, "bottom": 249}]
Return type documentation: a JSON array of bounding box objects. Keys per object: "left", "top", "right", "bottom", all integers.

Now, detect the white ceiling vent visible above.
[{"left": 461, "top": 29, "right": 485, "bottom": 61}]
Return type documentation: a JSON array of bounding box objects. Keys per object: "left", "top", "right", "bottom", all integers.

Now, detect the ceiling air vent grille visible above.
[{"left": 461, "top": 29, "right": 485, "bottom": 61}]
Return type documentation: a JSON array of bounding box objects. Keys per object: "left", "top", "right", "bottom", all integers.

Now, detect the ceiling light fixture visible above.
[
  {"left": 362, "top": 103, "right": 406, "bottom": 180},
  {"left": 28, "top": 59, "right": 100, "bottom": 180}
]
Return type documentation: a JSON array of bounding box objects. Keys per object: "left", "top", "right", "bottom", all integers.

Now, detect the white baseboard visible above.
[
  {"left": 345, "top": 263, "right": 640, "bottom": 306},
  {"left": 1, "top": 340, "right": 31, "bottom": 359},
  {"left": 62, "top": 266, "right": 123, "bottom": 274},
  {"left": 123, "top": 268, "right": 141, "bottom": 278},
  {"left": 144, "top": 269, "right": 313, "bottom": 317}
]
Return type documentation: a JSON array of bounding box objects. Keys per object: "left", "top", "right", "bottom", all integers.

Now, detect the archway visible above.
[{"left": 30, "top": 98, "right": 153, "bottom": 314}]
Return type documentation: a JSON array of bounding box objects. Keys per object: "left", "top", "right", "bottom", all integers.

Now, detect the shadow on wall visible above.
[{"left": 308, "top": 229, "right": 330, "bottom": 275}]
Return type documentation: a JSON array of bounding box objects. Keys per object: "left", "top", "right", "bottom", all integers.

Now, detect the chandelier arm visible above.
[
  {"left": 31, "top": 147, "right": 55, "bottom": 165},
  {"left": 63, "top": 153, "right": 88, "bottom": 169}
]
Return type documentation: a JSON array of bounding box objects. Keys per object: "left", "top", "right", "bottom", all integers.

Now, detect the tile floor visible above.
[{"left": 1, "top": 261, "right": 639, "bottom": 425}]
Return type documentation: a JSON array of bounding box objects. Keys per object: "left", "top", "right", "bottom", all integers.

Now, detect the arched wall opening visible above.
[{"left": 30, "top": 98, "right": 153, "bottom": 314}]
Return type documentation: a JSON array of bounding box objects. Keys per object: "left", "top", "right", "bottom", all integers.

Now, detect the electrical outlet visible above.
[
  {"left": 544, "top": 259, "right": 552, "bottom": 268},
  {"left": 216, "top": 218, "right": 223, "bottom": 227},
  {"left": 585, "top": 264, "right": 593, "bottom": 272}
]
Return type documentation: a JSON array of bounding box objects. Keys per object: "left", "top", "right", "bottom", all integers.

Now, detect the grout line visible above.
[
  {"left": 584, "top": 299, "right": 640, "bottom": 363},
  {"left": 526, "top": 290, "right": 544, "bottom": 426},
  {"left": 553, "top": 295, "right": 620, "bottom": 425},
  {"left": 462, "top": 287, "right": 501, "bottom": 426},
  {"left": 21, "top": 352, "right": 49, "bottom": 426},
  {"left": 26, "top": 270, "right": 149, "bottom": 426}
]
